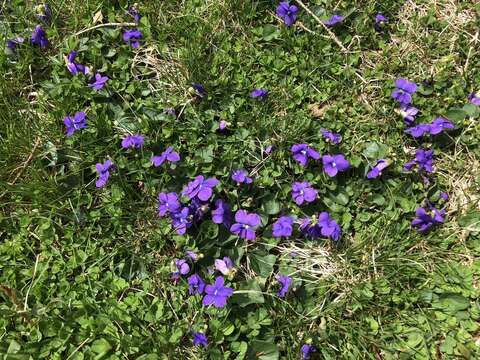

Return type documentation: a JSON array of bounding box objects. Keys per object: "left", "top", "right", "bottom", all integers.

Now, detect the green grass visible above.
[{"left": 1, "top": 0, "right": 480, "bottom": 359}]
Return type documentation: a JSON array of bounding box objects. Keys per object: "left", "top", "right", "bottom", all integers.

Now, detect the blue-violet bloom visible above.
[
  {"left": 321, "top": 128, "right": 342, "bottom": 144},
  {"left": 367, "top": 159, "right": 389, "bottom": 179},
  {"left": 322, "top": 15, "right": 344, "bottom": 26},
  {"left": 212, "top": 199, "right": 232, "bottom": 227},
  {"left": 188, "top": 274, "right": 206, "bottom": 295},
  {"left": 88, "top": 73, "right": 109, "bottom": 90},
  {"left": 202, "top": 276, "right": 234, "bottom": 308},
  {"left": 292, "top": 181, "right": 318, "bottom": 205},
  {"left": 121, "top": 134, "right": 144, "bottom": 149},
  {"left": 276, "top": 2, "right": 298, "bottom": 27},
  {"left": 31, "top": 25, "right": 49, "bottom": 48},
  {"left": 250, "top": 89, "right": 268, "bottom": 99},
  {"left": 272, "top": 216, "right": 294, "bottom": 238},
  {"left": 182, "top": 175, "right": 219, "bottom": 201},
  {"left": 392, "top": 78, "right": 417, "bottom": 104},
  {"left": 398, "top": 104, "right": 419, "bottom": 126},
  {"left": 230, "top": 210, "right": 261, "bottom": 241},
  {"left": 411, "top": 207, "right": 445, "bottom": 232},
  {"left": 232, "top": 169, "right": 253, "bottom": 184},
  {"left": 193, "top": 332, "right": 208, "bottom": 348},
  {"left": 123, "top": 29, "right": 142, "bottom": 48},
  {"left": 301, "top": 344, "right": 317, "bottom": 359},
  {"left": 291, "top": 144, "right": 321, "bottom": 167},
  {"left": 95, "top": 160, "right": 113, "bottom": 188},
  {"left": 158, "top": 192, "right": 181, "bottom": 217},
  {"left": 151, "top": 146, "right": 180, "bottom": 167},
  {"left": 275, "top": 274, "right": 292, "bottom": 297},
  {"left": 468, "top": 92, "right": 480, "bottom": 106},
  {"left": 322, "top": 154, "right": 350, "bottom": 177},
  {"left": 64, "top": 111, "right": 87, "bottom": 136},
  {"left": 215, "top": 257, "right": 234, "bottom": 275}
]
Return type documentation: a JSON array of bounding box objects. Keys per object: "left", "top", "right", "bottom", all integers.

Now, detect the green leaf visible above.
[
  {"left": 233, "top": 279, "right": 265, "bottom": 307},
  {"left": 248, "top": 340, "right": 279, "bottom": 360},
  {"left": 458, "top": 211, "right": 480, "bottom": 232},
  {"left": 90, "top": 338, "right": 112, "bottom": 356},
  {"left": 363, "top": 141, "right": 388, "bottom": 160},
  {"left": 262, "top": 25, "right": 280, "bottom": 41},
  {"left": 432, "top": 294, "right": 470, "bottom": 313},
  {"left": 462, "top": 103, "right": 479, "bottom": 117},
  {"left": 250, "top": 253, "right": 276, "bottom": 278},
  {"left": 261, "top": 199, "right": 281, "bottom": 215},
  {"left": 444, "top": 108, "right": 466, "bottom": 123}
]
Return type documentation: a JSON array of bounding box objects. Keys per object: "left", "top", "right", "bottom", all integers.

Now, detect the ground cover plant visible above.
[{"left": 1, "top": 0, "right": 480, "bottom": 359}]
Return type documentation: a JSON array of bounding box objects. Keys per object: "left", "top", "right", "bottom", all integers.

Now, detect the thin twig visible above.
[
  {"left": 66, "top": 337, "right": 91, "bottom": 360},
  {"left": 73, "top": 22, "right": 137, "bottom": 37},
  {"left": 8, "top": 136, "right": 41, "bottom": 186},
  {"left": 293, "top": 0, "right": 348, "bottom": 52},
  {"left": 24, "top": 254, "right": 40, "bottom": 311}
]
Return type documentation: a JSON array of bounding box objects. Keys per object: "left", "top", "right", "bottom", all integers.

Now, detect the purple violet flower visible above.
[
  {"left": 276, "top": 2, "right": 298, "bottom": 27},
  {"left": 158, "top": 192, "right": 181, "bottom": 217},
  {"left": 95, "top": 160, "right": 113, "bottom": 188},
  {"left": 123, "top": 29, "right": 142, "bottom": 48},
  {"left": 322, "top": 15, "right": 344, "bottom": 26},
  {"left": 374, "top": 14, "right": 388, "bottom": 32},
  {"left": 31, "top": 25, "right": 49, "bottom": 48},
  {"left": 318, "top": 212, "right": 341, "bottom": 241},
  {"left": 230, "top": 210, "right": 261, "bottom": 241},
  {"left": 440, "top": 192, "right": 449, "bottom": 201},
  {"left": 322, "top": 154, "right": 350, "bottom": 177},
  {"left": 392, "top": 78, "right": 417, "bottom": 105},
  {"left": 66, "top": 51, "right": 89, "bottom": 75},
  {"left": 375, "top": 14, "right": 388, "bottom": 24},
  {"left": 411, "top": 207, "right": 445, "bottom": 232},
  {"left": 231, "top": 169, "right": 253, "bottom": 184},
  {"left": 301, "top": 344, "right": 317, "bottom": 359},
  {"left": 171, "top": 207, "right": 192, "bottom": 235},
  {"left": 193, "top": 332, "right": 208, "bottom": 348},
  {"left": 250, "top": 89, "right": 268, "bottom": 99},
  {"left": 6, "top": 37, "right": 25, "bottom": 51},
  {"left": 215, "top": 257, "right": 234, "bottom": 275},
  {"left": 121, "top": 134, "right": 144, "bottom": 149},
  {"left": 189, "top": 198, "right": 209, "bottom": 223},
  {"left": 125, "top": 7, "right": 142, "bottom": 23},
  {"left": 64, "top": 111, "right": 87, "bottom": 136},
  {"left": 212, "top": 199, "right": 232, "bottom": 227},
  {"left": 275, "top": 274, "right": 292, "bottom": 297},
  {"left": 88, "top": 73, "right": 109, "bottom": 90},
  {"left": 300, "top": 213, "right": 341, "bottom": 240},
  {"left": 186, "top": 250, "right": 198, "bottom": 261},
  {"left": 151, "top": 146, "right": 180, "bottom": 167},
  {"left": 188, "top": 274, "right": 205, "bottom": 295},
  {"left": 192, "top": 83, "right": 206, "bottom": 98},
  {"left": 272, "top": 216, "right": 294, "bottom": 238},
  {"left": 320, "top": 129, "right": 342, "bottom": 144},
  {"left": 398, "top": 104, "right": 419, "bottom": 126},
  {"left": 299, "top": 217, "right": 322, "bottom": 239},
  {"left": 403, "top": 149, "right": 434, "bottom": 174},
  {"left": 182, "top": 175, "right": 219, "bottom": 201},
  {"left": 404, "top": 124, "right": 431, "bottom": 138},
  {"left": 291, "top": 144, "right": 321, "bottom": 167},
  {"left": 367, "top": 159, "right": 389, "bottom": 179},
  {"left": 468, "top": 92, "right": 480, "bottom": 106},
  {"left": 175, "top": 259, "right": 190, "bottom": 275},
  {"left": 219, "top": 120, "right": 227, "bottom": 131},
  {"left": 265, "top": 145, "right": 274, "bottom": 154},
  {"left": 429, "top": 117, "right": 454, "bottom": 135},
  {"left": 202, "top": 276, "right": 234, "bottom": 308},
  {"left": 291, "top": 181, "right": 318, "bottom": 205}
]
